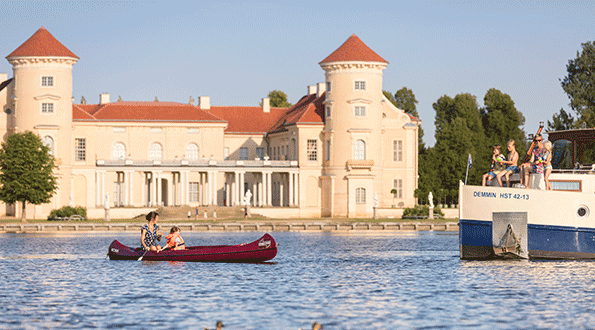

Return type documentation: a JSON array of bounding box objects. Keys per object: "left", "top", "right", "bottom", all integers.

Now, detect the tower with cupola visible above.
[
  {"left": 5, "top": 27, "right": 78, "bottom": 214},
  {"left": 319, "top": 34, "right": 389, "bottom": 217}
]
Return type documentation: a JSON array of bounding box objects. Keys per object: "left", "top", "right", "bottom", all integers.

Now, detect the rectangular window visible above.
[
  {"left": 393, "top": 140, "right": 403, "bottom": 162},
  {"left": 189, "top": 182, "right": 199, "bottom": 202},
  {"left": 42, "top": 103, "right": 54, "bottom": 113},
  {"left": 326, "top": 140, "right": 331, "bottom": 161},
  {"left": 256, "top": 147, "right": 265, "bottom": 159},
  {"left": 356, "top": 188, "right": 366, "bottom": 204},
  {"left": 393, "top": 179, "right": 403, "bottom": 199},
  {"left": 354, "top": 80, "right": 366, "bottom": 90},
  {"left": 355, "top": 106, "right": 366, "bottom": 117},
  {"left": 113, "top": 127, "right": 126, "bottom": 133},
  {"left": 239, "top": 147, "right": 248, "bottom": 160},
  {"left": 224, "top": 147, "right": 230, "bottom": 160},
  {"left": 150, "top": 128, "right": 163, "bottom": 134},
  {"left": 42, "top": 76, "right": 54, "bottom": 87},
  {"left": 187, "top": 128, "right": 200, "bottom": 134},
  {"left": 551, "top": 180, "right": 581, "bottom": 192},
  {"left": 326, "top": 81, "right": 331, "bottom": 92},
  {"left": 325, "top": 105, "right": 331, "bottom": 118},
  {"left": 75, "top": 138, "right": 86, "bottom": 161},
  {"left": 307, "top": 140, "right": 318, "bottom": 161}
]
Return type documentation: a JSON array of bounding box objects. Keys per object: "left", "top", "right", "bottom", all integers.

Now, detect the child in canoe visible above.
[{"left": 165, "top": 226, "right": 186, "bottom": 250}]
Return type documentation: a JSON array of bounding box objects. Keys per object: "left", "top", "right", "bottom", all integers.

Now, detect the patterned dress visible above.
[{"left": 141, "top": 224, "right": 159, "bottom": 250}]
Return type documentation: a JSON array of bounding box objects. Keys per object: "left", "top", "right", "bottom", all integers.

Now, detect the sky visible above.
[{"left": 1, "top": 1, "right": 593, "bottom": 147}]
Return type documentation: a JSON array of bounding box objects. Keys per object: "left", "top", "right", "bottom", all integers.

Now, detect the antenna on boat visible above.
[{"left": 464, "top": 153, "right": 472, "bottom": 185}]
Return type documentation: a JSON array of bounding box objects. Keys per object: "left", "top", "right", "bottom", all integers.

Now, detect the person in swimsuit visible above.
[
  {"left": 141, "top": 211, "right": 162, "bottom": 252},
  {"left": 543, "top": 140, "right": 554, "bottom": 190},
  {"left": 496, "top": 140, "right": 519, "bottom": 187}
]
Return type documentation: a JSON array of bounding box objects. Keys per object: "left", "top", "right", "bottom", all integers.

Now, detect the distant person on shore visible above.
[
  {"left": 543, "top": 140, "right": 554, "bottom": 190},
  {"left": 141, "top": 211, "right": 162, "bottom": 252},
  {"left": 482, "top": 144, "right": 506, "bottom": 186},
  {"left": 496, "top": 140, "right": 519, "bottom": 187},
  {"left": 165, "top": 226, "right": 186, "bottom": 250},
  {"left": 520, "top": 134, "right": 547, "bottom": 188},
  {"left": 195, "top": 206, "right": 199, "bottom": 221}
]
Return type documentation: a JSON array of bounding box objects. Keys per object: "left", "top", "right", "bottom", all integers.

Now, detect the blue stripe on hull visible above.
[{"left": 459, "top": 219, "right": 595, "bottom": 260}]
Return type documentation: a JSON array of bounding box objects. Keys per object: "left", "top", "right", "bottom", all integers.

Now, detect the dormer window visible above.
[
  {"left": 42, "top": 76, "right": 54, "bottom": 87},
  {"left": 354, "top": 80, "right": 366, "bottom": 91}
]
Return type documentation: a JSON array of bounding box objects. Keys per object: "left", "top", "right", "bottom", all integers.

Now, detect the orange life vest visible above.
[{"left": 165, "top": 232, "right": 184, "bottom": 248}]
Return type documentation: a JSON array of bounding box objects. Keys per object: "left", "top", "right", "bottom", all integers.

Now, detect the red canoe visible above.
[{"left": 108, "top": 233, "right": 277, "bottom": 263}]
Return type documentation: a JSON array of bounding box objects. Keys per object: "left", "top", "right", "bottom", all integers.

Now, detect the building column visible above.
[
  {"left": 289, "top": 172, "right": 294, "bottom": 207},
  {"left": 258, "top": 173, "right": 263, "bottom": 207},
  {"left": 252, "top": 179, "right": 256, "bottom": 207},
  {"left": 266, "top": 172, "right": 272, "bottom": 206},
  {"left": 101, "top": 171, "right": 106, "bottom": 207}
]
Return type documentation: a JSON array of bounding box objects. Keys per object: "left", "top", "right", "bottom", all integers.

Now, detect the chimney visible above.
[
  {"left": 308, "top": 85, "right": 317, "bottom": 95},
  {"left": 262, "top": 97, "right": 270, "bottom": 113},
  {"left": 99, "top": 93, "right": 110, "bottom": 105},
  {"left": 317, "top": 82, "right": 326, "bottom": 97},
  {"left": 0, "top": 73, "right": 7, "bottom": 82},
  {"left": 199, "top": 96, "right": 210, "bottom": 110}
]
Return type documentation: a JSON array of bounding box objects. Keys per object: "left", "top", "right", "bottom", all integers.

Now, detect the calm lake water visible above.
[{"left": 1, "top": 231, "right": 595, "bottom": 329}]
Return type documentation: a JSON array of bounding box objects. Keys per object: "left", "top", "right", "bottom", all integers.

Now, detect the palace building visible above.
[{"left": 0, "top": 27, "right": 419, "bottom": 219}]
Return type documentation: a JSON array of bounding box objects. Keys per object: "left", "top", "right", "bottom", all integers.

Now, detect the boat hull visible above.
[
  {"left": 459, "top": 181, "right": 595, "bottom": 260},
  {"left": 108, "top": 233, "right": 278, "bottom": 263}
]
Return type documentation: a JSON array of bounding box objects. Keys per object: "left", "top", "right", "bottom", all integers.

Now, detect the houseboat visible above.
[{"left": 459, "top": 127, "right": 595, "bottom": 259}]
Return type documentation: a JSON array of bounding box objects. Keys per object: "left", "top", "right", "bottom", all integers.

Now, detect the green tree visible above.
[
  {"left": 432, "top": 93, "right": 489, "bottom": 203},
  {"left": 267, "top": 90, "right": 292, "bottom": 108},
  {"left": 561, "top": 41, "right": 595, "bottom": 128},
  {"left": 546, "top": 108, "right": 575, "bottom": 132},
  {"left": 480, "top": 88, "right": 526, "bottom": 155},
  {"left": 0, "top": 131, "right": 57, "bottom": 221}
]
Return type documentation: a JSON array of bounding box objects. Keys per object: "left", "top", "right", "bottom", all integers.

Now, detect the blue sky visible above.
[{"left": 1, "top": 1, "right": 593, "bottom": 146}]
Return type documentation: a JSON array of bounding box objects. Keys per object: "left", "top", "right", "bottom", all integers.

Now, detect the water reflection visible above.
[{"left": 1, "top": 231, "right": 595, "bottom": 329}]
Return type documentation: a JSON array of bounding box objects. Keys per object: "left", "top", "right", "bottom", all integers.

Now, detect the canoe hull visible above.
[{"left": 108, "top": 233, "right": 277, "bottom": 263}]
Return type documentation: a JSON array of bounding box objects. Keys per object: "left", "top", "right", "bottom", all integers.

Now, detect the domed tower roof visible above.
[
  {"left": 319, "top": 34, "right": 387, "bottom": 64},
  {"left": 6, "top": 27, "right": 78, "bottom": 59}
]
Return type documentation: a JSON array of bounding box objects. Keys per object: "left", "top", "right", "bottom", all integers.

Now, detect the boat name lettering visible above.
[{"left": 472, "top": 191, "right": 529, "bottom": 200}]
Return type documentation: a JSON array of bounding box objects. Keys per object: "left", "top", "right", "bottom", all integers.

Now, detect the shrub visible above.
[
  {"left": 48, "top": 206, "right": 87, "bottom": 220},
  {"left": 402, "top": 205, "right": 444, "bottom": 218}
]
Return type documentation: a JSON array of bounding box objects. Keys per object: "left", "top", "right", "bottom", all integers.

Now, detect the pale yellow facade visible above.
[{"left": 0, "top": 31, "right": 419, "bottom": 219}]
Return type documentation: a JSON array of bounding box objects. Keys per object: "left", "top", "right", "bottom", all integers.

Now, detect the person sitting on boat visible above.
[
  {"left": 482, "top": 144, "right": 506, "bottom": 186},
  {"left": 520, "top": 134, "right": 547, "bottom": 189},
  {"left": 165, "top": 226, "right": 186, "bottom": 250},
  {"left": 496, "top": 140, "right": 520, "bottom": 187},
  {"left": 543, "top": 140, "right": 554, "bottom": 190},
  {"left": 141, "top": 211, "right": 162, "bottom": 252}
]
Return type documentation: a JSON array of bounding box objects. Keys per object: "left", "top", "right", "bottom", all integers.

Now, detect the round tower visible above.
[
  {"left": 319, "top": 35, "right": 388, "bottom": 217},
  {"left": 6, "top": 27, "right": 79, "bottom": 214}
]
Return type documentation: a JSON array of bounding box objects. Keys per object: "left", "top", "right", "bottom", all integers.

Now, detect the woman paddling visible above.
[{"left": 141, "top": 211, "right": 163, "bottom": 252}]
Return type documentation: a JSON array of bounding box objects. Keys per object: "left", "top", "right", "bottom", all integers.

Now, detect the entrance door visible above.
[{"left": 161, "top": 178, "right": 168, "bottom": 206}]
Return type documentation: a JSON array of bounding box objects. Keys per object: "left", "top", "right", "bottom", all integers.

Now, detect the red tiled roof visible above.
[
  {"left": 73, "top": 102, "right": 225, "bottom": 122},
  {"left": 7, "top": 27, "right": 79, "bottom": 59},
  {"left": 268, "top": 93, "right": 325, "bottom": 133},
  {"left": 320, "top": 34, "right": 387, "bottom": 64},
  {"left": 205, "top": 106, "right": 288, "bottom": 134}
]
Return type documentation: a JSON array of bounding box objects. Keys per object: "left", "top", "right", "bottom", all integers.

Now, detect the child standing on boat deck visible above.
[
  {"left": 482, "top": 144, "right": 506, "bottom": 186},
  {"left": 166, "top": 226, "right": 186, "bottom": 250},
  {"left": 543, "top": 141, "right": 554, "bottom": 190},
  {"left": 496, "top": 140, "right": 520, "bottom": 187}
]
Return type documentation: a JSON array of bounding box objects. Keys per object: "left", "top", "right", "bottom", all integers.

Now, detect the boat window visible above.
[
  {"left": 577, "top": 206, "right": 589, "bottom": 218},
  {"left": 550, "top": 180, "right": 581, "bottom": 192}
]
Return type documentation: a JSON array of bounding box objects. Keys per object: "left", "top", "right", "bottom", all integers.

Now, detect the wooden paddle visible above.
[{"left": 137, "top": 250, "right": 149, "bottom": 261}]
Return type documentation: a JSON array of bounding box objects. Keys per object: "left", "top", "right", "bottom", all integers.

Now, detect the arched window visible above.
[
  {"left": 186, "top": 143, "right": 199, "bottom": 160},
  {"left": 42, "top": 136, "right": 54, "bottom": 155},
  {"left": 149, "top": 143, "right": 162, "bottom": 160},
  {"left": 354, "top": 139, "right": 366, "bottom": 160},
  {"left": 113, "top": 142, "right": 126, "bottom": 160},
  {"left": 355, "top": 188, "right": 366, "bottom": 204}
]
